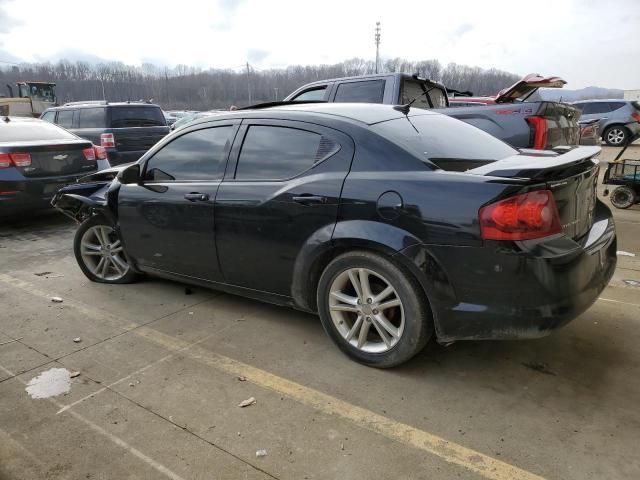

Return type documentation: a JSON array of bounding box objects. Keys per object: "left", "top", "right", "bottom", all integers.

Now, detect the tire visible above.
[
  {"left": 603, "top": 125, "right": 629, "bottom": 147},
  {"left": 610, "top": 186, "right": 636, "bottom": 209},
  {"left": 317, "top": 250, "right": 433, "bottom": 368},
  {"left": 73, "top": 215, "right": 138, "bottom": 284}
]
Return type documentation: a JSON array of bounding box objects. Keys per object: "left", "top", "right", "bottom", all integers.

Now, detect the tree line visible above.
[{"left": 0, "top": 58, "right": 521, "bottom": 110}]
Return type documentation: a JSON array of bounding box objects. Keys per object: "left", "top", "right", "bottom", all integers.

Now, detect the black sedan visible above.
[
  {"left": 52, "top": 103, "right": 617, "bottom": 367},
  {"left": 0, "top": 116, "right": 109, "bottom": 217}
]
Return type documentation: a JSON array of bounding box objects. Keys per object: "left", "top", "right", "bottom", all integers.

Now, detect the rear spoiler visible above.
[{"left": 468, "top": 146, "right": 600, "bottom": 179}]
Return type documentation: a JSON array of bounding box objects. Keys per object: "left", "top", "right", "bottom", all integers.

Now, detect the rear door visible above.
[
  {"left": 215, "top": 119, "right": 354, "bottom": 295},
  {"left": 117, "top": 121, "right": 239, "bottom": 281}
]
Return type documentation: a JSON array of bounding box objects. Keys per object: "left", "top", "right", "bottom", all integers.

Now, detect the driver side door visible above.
[{"left": 118, "top": 121, "right": 239, "bottom": 282}]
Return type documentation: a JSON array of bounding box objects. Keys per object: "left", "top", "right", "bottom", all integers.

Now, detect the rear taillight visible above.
[
  {"left": 0, "top": 152, "right": 32, "bottom": 168},
  {"left": 632, "top": 111, "right": 640, "bottom": 123},
  {"left": 526, "top": 116, "right": 549, "bottom": 149},
  {"left": 479, "top": 190, "right": 562, "bottom": 241},
  {"left": 93, "top": 145, "right": 108, "bottom": 160},
  {"left": 83, "top": 147, "right": 96, "bottom": 161},
  {"left": 0, "top": 153, "right": 11, "bottom": 168},
  {"left": 100, "top": 133, "right": 115, "bottom": 148}
]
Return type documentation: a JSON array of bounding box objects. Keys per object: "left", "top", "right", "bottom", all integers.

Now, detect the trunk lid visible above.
[
  {"left": 495, "top": 74, "right": 566, "bottom": 103},
  {"left": 4, "top": 139, "right": 97, "bottom": 178},
  {"left": 469, "top": 146, "right": 600, "bottom": 240}
]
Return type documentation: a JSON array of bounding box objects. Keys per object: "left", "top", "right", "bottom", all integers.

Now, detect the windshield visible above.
[
  {"left": 27, "top": 84, "right": 56, "bottom": 102},
  {"left": 371, "top": 114, "right": 517, "bottom": 171}
]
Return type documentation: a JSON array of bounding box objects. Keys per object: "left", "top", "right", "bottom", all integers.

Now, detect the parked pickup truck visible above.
[{"left": 284, "top": 73, "right": 580, "bottom": 150}]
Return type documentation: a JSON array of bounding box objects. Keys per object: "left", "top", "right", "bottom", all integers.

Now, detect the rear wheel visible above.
[
  {"left": 74, "top": 215, "right": 137, "bottom": 284},
  {"left": 603, "top": 126, "right": 629, "bottom": 146},
  {"left": 317, "top": 251, "right": 432, "bottom": 368},
  {"left": 610, "top": 186, "right": 636, "bottom": 209}
]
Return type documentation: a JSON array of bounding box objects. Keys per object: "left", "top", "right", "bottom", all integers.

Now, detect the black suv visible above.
[{"left": 41, "top": 101, "right": 169, "bottom": 165}]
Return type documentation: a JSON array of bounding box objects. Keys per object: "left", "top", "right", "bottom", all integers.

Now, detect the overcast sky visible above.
[{"left": 0, "top": 0, "right": 638, "bottom": 90}]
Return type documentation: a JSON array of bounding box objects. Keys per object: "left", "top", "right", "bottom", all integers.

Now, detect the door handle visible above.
[
  {"left": 292, "top": 195, "right": 327, "bottom": 205},
  {"left": 184, "top": 192, "right": 209, "bottom": 202}
]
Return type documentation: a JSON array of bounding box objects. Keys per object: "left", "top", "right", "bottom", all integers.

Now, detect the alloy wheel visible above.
[
  {"left": 328, "top": 268, "right": 405, "bottom": 353},
  {"left": 80, "top": 225, "right": 130, "bottom": 281},
  {"left": 606, "top": 128, "right": 626, "bottom": 145}
]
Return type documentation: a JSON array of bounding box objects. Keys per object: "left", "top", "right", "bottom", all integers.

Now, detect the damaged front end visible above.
[{"left": 51, "top": 164, "right": 130, "bottom": 223}]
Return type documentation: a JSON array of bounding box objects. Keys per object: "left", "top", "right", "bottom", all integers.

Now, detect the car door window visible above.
[
  {"left": 78, "top": 108, "right": 106, "bottom": 128},
  {"left": 334, "top": 80, "right": 385, "bottom": 103},
  {"left": 41, "top": 111, "right": 56, "bottom": 123},
  {"left": 583, "top": 103, "right": 611, "bottom": 115},
  {"left": 144, "top": 126, "right": 234, "bottom": 182},
  {"left": 57, "top": 110, "right": 75, "bottom": 128},
  {"left": 292, "top": 86, "right": 327, "bottom": 101},
  {"left": 235, "top": 125, "right": 337, "bottom": 180}
]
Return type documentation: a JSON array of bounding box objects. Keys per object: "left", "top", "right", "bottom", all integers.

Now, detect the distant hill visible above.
[{"left": 538, "top": 86, "right": 624, "bottom": 102}]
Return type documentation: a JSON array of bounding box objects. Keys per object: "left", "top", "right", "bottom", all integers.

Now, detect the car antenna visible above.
[{"left": 394, "top": 85, "right": 439, "bottom": 115}]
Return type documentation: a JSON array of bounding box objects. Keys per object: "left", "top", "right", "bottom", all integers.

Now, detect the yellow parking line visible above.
[{"left": 0, "top": 273, "right": 546, "bottom": 480}]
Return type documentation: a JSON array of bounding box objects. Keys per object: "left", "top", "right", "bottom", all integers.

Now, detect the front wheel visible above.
[
  {"left": 610, "top": 186, "right": 637, "bottom": 209},
  {"left": 317, "top": 251, "right": 432, "bottom": 368},
  {"left": 73, "top": 215, "right": 138, "bottom": 284}
]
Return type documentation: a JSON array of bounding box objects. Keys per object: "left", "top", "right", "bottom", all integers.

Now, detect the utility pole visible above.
[
  {"left": 375, "top": 22, "right": 381, "bottom": 74},
  {"left": 246, "top": 62, "right": 252, "bottom": 104},
  {"left": 274, "top": 87, "right": 279, "bottom": 101}
]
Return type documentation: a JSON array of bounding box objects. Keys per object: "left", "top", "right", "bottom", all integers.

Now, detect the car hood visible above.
[{"left": 495, "top": 74, "right": 566, "bottom": 103}]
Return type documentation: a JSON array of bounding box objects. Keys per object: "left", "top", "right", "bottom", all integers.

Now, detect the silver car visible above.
[{"left": 572, "top": 99, "right": 640, "bottom": 146}]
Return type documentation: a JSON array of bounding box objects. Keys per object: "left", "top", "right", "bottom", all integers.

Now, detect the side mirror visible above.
[{"left": 119, "top": 164, "right": 140, "bottom": 184}]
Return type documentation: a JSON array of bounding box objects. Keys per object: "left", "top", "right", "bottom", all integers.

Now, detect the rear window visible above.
[
  {"left": 608, "top": 102, "right": 626, "bottom": 111},
  {"left": 400, "top": 80, "right": 448, "bottom": 108},
  {"left": 334, "top": 80, "right": 385, "bottom": 103},
  {"left": 109, "top": 106, "right": 166, "bottom": 128},
  {"left": 0, "top": 120, "right": 78, "bottom": 143},
  {"left": 78, "top": 107, "right": 107, "bottom": 128},
  {"left": 371, "top": 114, "right": 516, "bottom": 170}
]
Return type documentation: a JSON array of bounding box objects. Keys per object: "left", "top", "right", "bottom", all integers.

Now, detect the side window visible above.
[
  {"left": 236, "top": 126, "right": 336, "bottom": 180},
  {"left": 41, "top": 111, "right": 56, "bottom": 123},
  {"left": 78, "top": 108, "right": 106, "bottom": 128},
  {"left": 334, "top": 80, "right": 385, "bottom": 103},
  {"left": 572, "top": 103, "right": 584, "bottom": 112},
  {"left": 144, "top": 126, "right": 234, "bottom": 182},
  {"left": 292, "top": 86, "right": 327, "bottom": 101},
  {"left": 57, "top": 110, "right": 75, "bottom": 128},
  {"left": 585, "top": 102, "right": 612, "bottom": 115}
]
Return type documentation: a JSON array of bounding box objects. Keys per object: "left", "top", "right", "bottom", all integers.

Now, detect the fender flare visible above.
[{"left": 290, "top": 220, "right": 424, "bottom": 311}]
